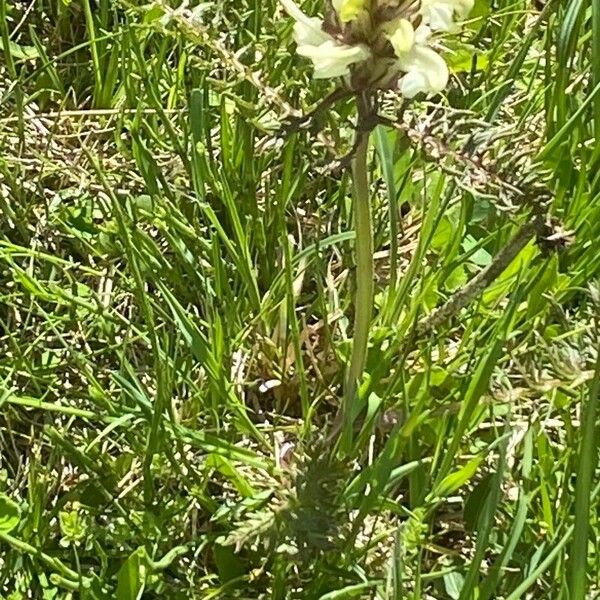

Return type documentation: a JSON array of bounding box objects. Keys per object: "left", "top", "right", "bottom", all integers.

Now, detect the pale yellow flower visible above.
[
  {"left": 387, "top": 19, "right": 416, "bottom": 56},
  {"left": 280, "top": 0, "right": 371, "bottom": 79},
  {"left": 279, "top": 0, "right": 472, "bottom": 94},
  {"left": 420, "top": 0, "right": 475, "bottom": 32},
  {"left": 387, "top": 20, "right": 449, "bottom": 97},
  {"left": 297, "top": 40, "right": 371, "bottom": 79}
]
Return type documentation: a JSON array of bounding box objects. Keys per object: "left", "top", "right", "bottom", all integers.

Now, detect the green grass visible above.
[{"left": 1, "top": 0, "right": 600, "bottom": 598}]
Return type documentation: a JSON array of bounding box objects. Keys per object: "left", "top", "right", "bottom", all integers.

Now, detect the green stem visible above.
[
  {"left": 0, "top": 531, "right": 89, "bottom": 587},
  {"left": 341, "top": 127, "right": 374, "bottom": 447}
]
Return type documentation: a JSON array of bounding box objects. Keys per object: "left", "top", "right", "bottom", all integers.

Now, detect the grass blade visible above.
[{"left": 568, "top": 344, "right": 600, "bottom": 598}]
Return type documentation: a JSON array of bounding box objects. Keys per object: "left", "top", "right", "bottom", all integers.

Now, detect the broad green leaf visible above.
[
  {"left": 0, "top": 495, "right": 20, "bottom": 533},
  {"left": 482, "top": 242, "right": 536, "bottom": 307},
  {"left": 206, "top": 454, "right": 255, "bottom": 498},
  {"left": 446, "top": 42, "right": 489, "bottom": 72},
  {"left": 464, "top": 473, "right": 494, "bottom": 532},
  {"left": 116, "top": 548, "right": 146, "bottom": 600},
  {"left": 430, "top": 217, "right": 453, "bottom": 252},
  {"left": 445, "top": 264, "right": 468, "bottom": 292},
  {"left": 213, "top": 543, "right": 247, "bottom": 583},
  {"left": 444, "top": 572, "right": 465, "bottom": 600},
  {"left": 1, "top": 41, "right": 40, "bottom": 60},
  {"left": 434, "top": 455, "right": 483, "bottom": 499},
  {"left": 463, "top": 235, "right": 492, "bottom": 267},
  {"left": 143, "top": 4, "right": 166, "bottom": 22},
  {"left": 465, "top": 0, "right": 491, "bottom": 33}
]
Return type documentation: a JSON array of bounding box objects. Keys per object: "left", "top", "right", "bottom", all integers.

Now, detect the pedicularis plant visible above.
[{"left": 279, "top": 0, "right": 474, "bottom": 448}]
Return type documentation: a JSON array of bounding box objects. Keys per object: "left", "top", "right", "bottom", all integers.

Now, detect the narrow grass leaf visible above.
[{"left": 568, "top": 349, "right": 600, "bottom": 599}]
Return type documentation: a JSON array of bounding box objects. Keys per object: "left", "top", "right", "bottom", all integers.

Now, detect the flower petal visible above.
[
  {"left": 414, "top": 24, "right": 432, "bottom": 45},
  {"left": 420, "top": 0, "right": 474, "bottom": 31},
  {"left": 454, "top": 0, "right": 475, "bottom": 18},
  {"left": 280, "top": 0, "right": 331, "bottom": 45},
  {"left": 399, "top": 71, "right": 430, "bottom": 98},
  {"left": 297, "top": 40, "right": 371, "bottom": 78},
  {"left": 293, "top": 18, "right": 332, "bottom": 46},
  {"left": 422, "top": 3, "right": 455, "bottom": 31},
  {"left": 279, "top": 0, "right": 312, "bottom": 23},
  {"left": 387, "top": 19, "right": 416, "bottom": 56},
  {"left": 397, "top": 46, "right": 449, "bottom": 95}
]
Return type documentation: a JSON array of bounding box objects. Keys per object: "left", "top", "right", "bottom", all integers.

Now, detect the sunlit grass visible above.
[{"left": 0, "top": 0, "right": 599, "bottom": 598}]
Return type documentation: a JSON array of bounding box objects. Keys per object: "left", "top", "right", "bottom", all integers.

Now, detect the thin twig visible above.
[{"left": 280, "top": 88, "right": 352, "bottom": 134}]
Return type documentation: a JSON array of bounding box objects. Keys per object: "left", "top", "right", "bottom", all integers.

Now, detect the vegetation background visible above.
[{"left": 1, "top": 0, "right": 600, "bottom": 597}]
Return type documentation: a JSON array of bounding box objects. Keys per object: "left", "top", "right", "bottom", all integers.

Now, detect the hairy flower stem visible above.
[{"left": 339, "top": 99, "right": 374, "bottom": 450}]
